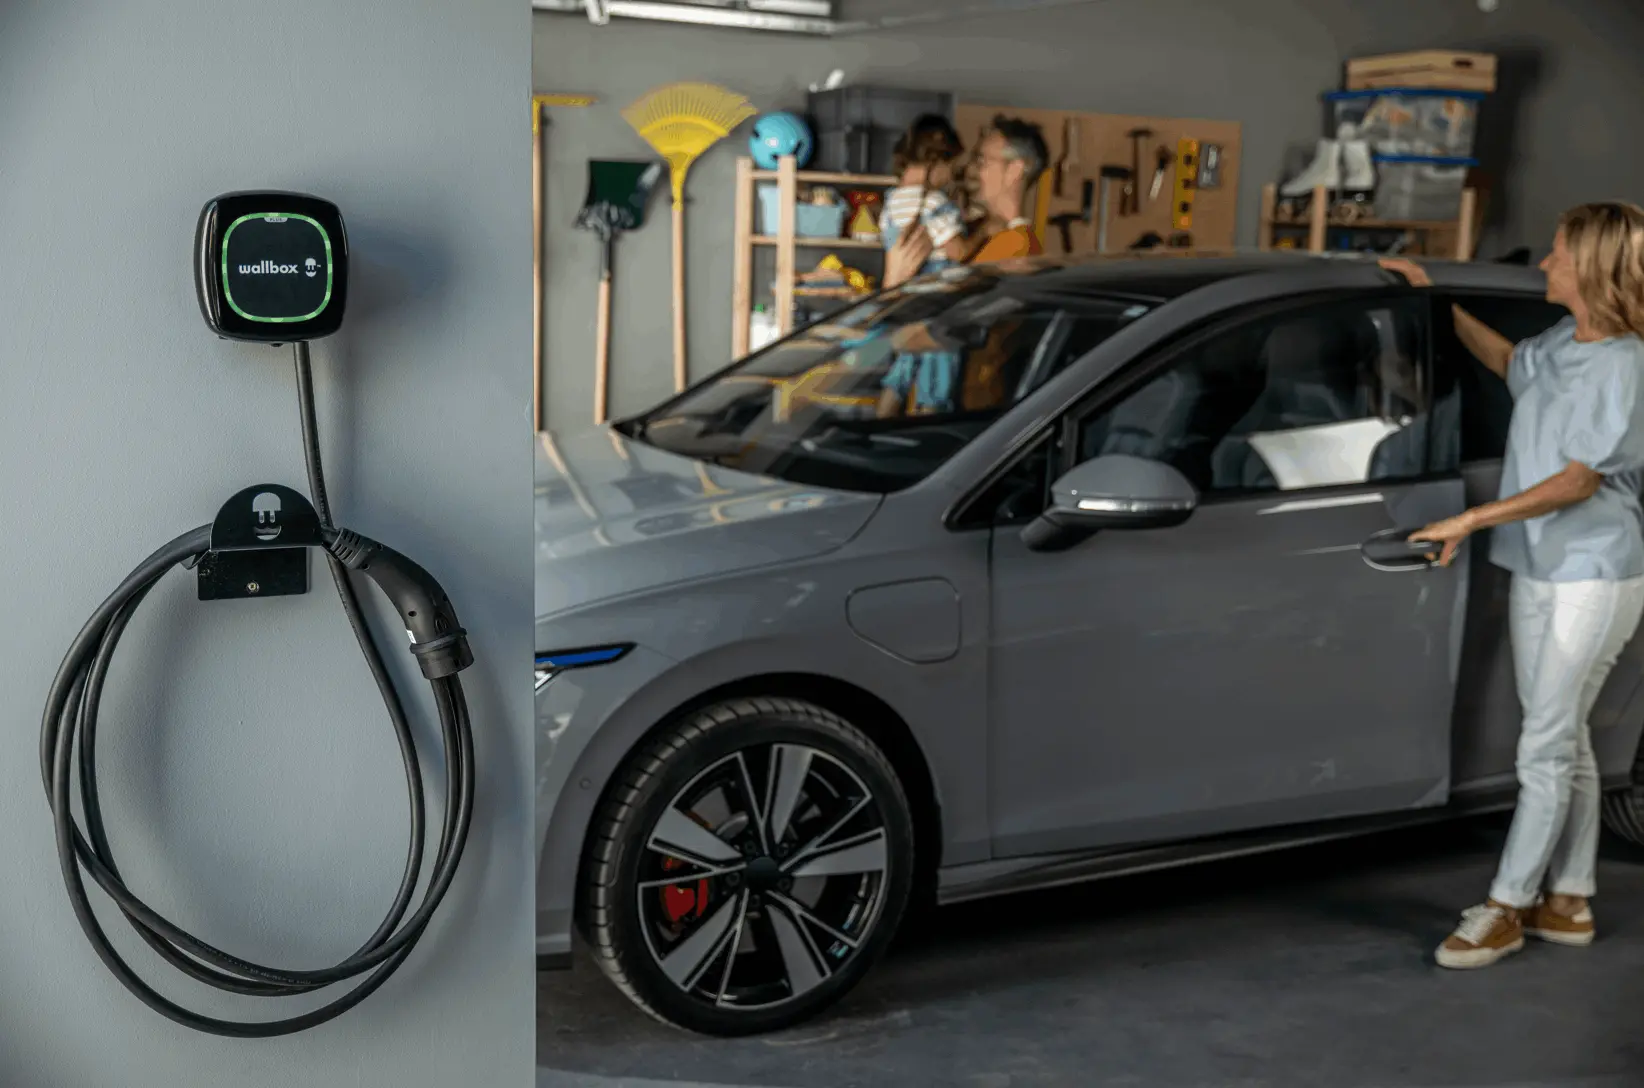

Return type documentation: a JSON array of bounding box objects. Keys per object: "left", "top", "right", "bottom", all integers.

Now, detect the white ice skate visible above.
[{"left": 1280, "top": 123, "right": 1375, "bottom": 221}]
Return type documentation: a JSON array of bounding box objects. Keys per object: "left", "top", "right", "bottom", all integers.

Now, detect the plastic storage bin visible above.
[
  {"left": 1328, "top": 89, "right": 1482, "bottom": 158},
  {"left": 757, "top": 183, "right": 847, "bottom": 238},
  {"left": 1372, "top": 155, "right": 1475, "bottom": 221},
  {"left": 806, "top": 86, "right": 956, "bottom": 176}
]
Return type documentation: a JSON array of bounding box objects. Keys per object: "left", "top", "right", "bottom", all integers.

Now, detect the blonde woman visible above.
[{"left": 1382, "top": 201, "right": 1644, "bottom": 969}]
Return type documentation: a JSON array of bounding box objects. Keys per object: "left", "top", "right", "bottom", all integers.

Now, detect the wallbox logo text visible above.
[{"left": 237, "top": 259, "right": 316, "bottom": 275}]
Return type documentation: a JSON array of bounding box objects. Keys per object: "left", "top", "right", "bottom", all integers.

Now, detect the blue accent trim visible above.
[
  {"left": 1325, "top": 88, "right": 1486, "bottom": 101},
  {"left": 1372, "top": 154, "right": 1479, "bottom": 166},
  {"left": 535, "top": 643, "right": 634, "bottom": 670}
]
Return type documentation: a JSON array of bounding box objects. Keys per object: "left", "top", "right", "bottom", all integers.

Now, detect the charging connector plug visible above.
[{"left": 326, "top": 528, "right": 474, "bottom": 680}]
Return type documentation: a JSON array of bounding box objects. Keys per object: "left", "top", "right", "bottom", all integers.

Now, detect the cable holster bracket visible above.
[{"left": 196, "top": 483, "right": 321, "bottom": 602}]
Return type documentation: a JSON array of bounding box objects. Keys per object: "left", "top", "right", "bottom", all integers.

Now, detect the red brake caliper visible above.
[{"left": 660, "top": 856, "right": 711, "bottom": 924}]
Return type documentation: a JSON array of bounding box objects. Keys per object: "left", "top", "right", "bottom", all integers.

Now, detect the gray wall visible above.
[
  {"left": 532, "top": 0, "right": 1644, "bottom": 432},
  {"left": 0, "top": 2, "right": 532, "bottom": 1085}
]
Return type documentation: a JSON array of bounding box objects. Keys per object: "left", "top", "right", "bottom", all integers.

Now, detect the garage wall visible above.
[
  {"left": 532, "top": 0, "right": 1644, "bottom": 432},
  {"left": 0, "top": 2, "right": 532, "bottom": 1086}
]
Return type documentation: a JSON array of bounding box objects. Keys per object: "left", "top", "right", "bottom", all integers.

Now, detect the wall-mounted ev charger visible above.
[
  {"left": 195, "top": 191, "right": 349, "bottom": 342},
  {"left": 40, "top": 191, "right": 475, "bottom": 1038}
]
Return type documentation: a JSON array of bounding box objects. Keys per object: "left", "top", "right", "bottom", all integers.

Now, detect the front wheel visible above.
[{"left": 578, "top": 697, "right": 916, "bottom": 1035}]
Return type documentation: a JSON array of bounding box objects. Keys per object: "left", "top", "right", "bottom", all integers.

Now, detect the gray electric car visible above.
[{"left": 536, "top": 250, "right": 1644, "bottom": 1036}]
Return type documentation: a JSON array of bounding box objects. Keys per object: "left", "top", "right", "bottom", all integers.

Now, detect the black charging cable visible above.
[{"left": 39, "top": 342, "right": 475, "bottom": 1038}]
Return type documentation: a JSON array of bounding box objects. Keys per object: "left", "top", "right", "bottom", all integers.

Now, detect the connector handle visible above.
[{"left": 326, "top": 528, "right": 473, "bottom": 679}]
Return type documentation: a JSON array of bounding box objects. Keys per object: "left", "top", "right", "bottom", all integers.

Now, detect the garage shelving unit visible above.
[
  {"left": 1257, "top": 182, "right": 1481, "bottom": 260},
  {"left": 731, "top": 154, "right": 898, "bottom": 359}
]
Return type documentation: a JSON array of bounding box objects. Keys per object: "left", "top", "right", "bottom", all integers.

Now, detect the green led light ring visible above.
[{"left": 221, "top": 213, "right": 335, "bottom": 323}]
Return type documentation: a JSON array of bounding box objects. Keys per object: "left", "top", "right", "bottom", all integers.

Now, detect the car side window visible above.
[
  {"left": 957, "top": 311, "right": 1150, "bottom": 528},
  {"left": 963, "top": 435, "right": 1055, "bottom": 527},
  {"left": 1429, "top": 293, "right": 1568, "bottom": 468},
  {"left": 1073, "top": 297, "right": 1430, "bottom": 496}
]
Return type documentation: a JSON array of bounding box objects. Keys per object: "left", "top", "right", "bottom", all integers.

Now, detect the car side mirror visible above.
[{"left": 1020, "top": 454, "right": 1199, "bottom": 552}]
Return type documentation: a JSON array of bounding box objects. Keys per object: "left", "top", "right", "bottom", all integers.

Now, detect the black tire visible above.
[
  {"left": 1601, "top": 733, "right": 1644, "bottom": 847},
  {"left": 578, "top": 697, "right": 915, "bottom": 1036},
  {"left": 1602, "top": 785, "right": 1644, "bottom": 846}
]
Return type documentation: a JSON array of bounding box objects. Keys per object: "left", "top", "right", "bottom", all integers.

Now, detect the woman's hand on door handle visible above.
[{"left": 1409, "top": 511, "right": 1478, "bottom": 567}]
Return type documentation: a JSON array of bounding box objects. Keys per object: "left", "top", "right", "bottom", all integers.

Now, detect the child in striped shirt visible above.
[
  {"left": 877, "top": 114, "right": 971, "bottom": 415},
  {"left": 878, "top": 114, "right": 970, "bottom": 275}
]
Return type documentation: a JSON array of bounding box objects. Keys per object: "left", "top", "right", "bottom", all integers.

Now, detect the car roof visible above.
[
  {"left": 965, "top": 247, "right": 1544, "bottom": 304},
  {"left": 988, "top": 249, "right": 1330, "bottom": 300}
]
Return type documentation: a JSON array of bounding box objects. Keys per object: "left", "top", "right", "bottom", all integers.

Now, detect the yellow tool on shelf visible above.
[{"left": 800, "top": 253, "right": 873, "bottom": 295}]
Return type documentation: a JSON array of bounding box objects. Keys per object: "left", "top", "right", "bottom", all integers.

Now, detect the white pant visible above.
[{"left": 1489, "top": 574, "right": 1644, "bottom": 908}]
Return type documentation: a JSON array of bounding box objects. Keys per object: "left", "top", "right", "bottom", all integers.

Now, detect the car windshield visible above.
[{"left": 620, "top": 269, "right": 1152, "bottom": 493}]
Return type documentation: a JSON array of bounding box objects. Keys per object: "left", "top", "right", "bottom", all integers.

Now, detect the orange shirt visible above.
[{"left": 971, "top": 222, "right": 1043, "bottom": 263}]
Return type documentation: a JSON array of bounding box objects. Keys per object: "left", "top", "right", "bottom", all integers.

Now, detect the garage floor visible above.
[{"left": 538, "top": 814, "right": 1644, "bottom": 1088}]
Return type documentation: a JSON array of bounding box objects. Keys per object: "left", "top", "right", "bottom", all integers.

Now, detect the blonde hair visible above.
[{"left": 1558, "top": 201, "right": 1644, "bottom": 338}]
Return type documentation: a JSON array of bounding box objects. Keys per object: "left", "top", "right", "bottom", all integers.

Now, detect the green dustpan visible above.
[{"left": 575, "top": 159, "right": 664, "bottom": 271}]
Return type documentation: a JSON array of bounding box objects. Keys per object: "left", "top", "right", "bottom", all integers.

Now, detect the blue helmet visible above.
[{"left": 749, "top": 111, "right": 814, "bottom": 170}]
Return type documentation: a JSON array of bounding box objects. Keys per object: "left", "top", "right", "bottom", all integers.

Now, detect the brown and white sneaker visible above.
[
  {"left": 1434, "top": 902, "right": 1524, "bottom": 969},
  {"left": 1523, "top": 898, "right": 1595, "bottom": 946}
]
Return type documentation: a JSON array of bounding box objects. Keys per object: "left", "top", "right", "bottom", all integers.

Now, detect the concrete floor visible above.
[{"left": 538, "top": 814, "right": 1644, "bottom": 1088}]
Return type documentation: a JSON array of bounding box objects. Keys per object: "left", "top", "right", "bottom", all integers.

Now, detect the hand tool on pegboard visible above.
[
  {"left": 1054, "top": 117, "right": 1081, "bottom": 197},
  {"left": 1096, "top": 165, "right": 1131, "bottom": 253},
  {"left": 1197, "top": 143, "right": 1225, "bottom": 189},
  {"left": 1033, "top": 164, "right": 1055, "bottom": 247},
  {"left": 533, "top": 92, "right": 598, "bottom": 432},
  {"left": 1047, "top": 179, "right": 1095, "bottom": 254},
  {"left": 1129, "top": 229, "right": 1194, "bottom": 250},
  {"left": 1171, "top": 136, "right": 1200, "bottom": 235},
  {"left": 1149, "top": 144, "right": 1175, "bottom": 202},
  {"left": 1123, "top": 127, "right": 1152, "bottom": 215}
]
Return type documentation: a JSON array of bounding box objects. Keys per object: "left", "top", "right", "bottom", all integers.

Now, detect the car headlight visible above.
[{"left": 534, "top": 643, "right": 634, "bottom": 692}]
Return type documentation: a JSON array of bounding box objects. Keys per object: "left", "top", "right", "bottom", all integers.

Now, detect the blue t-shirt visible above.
[{"left": 1490, "top": 316, "right": 1644, "bottom": 582}]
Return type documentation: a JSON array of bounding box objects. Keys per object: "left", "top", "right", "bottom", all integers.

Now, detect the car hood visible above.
[{"left": 536, "top": 428, "right": 881, "bottom": 620}]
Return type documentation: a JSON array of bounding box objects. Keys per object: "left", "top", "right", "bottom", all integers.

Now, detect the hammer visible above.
[
  {"left": 1096, "top": 165, "right": 1132, "bottom": 254},
  {"left": 1047, "top": 179, "right": 1096, "bottom": 254}
]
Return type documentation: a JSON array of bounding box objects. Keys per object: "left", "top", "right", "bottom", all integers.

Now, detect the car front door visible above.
[
  {"left": 984, "top": 292, "right": 1472, "bottom": 858},
  {"left": 1429, "top": 291, "right": 1613, "bottom": 795}
]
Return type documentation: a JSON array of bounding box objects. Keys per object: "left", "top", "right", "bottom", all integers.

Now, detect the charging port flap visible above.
[{"left": 197, "top": 483, "right": 321, "bottom": 601}]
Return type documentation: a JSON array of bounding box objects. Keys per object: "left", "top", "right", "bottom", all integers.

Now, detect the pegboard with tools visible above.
[{"left": 953, "top": 104, "right": 1242, "bottom": 255}]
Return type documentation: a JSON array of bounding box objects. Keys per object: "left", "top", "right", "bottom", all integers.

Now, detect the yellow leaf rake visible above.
[{"left": 622, "top": 82, "right": 757, "bottom": 392}]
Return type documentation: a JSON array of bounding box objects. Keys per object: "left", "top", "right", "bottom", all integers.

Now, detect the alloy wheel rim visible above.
[{"left": 637, "top": 742, "right": 891, "bottom": 1011}]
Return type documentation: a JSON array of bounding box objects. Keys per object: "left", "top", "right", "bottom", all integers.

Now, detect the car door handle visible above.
[{"left": 1360, "top": 526, "right": 1440, "bottom": 570}]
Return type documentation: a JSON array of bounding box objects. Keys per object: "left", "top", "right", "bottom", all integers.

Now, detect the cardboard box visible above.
[{"left": 1346, "top": 51, "right": 1496, "bottom": 93}]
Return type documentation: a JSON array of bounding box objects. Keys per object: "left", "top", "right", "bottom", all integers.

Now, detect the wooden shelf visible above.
[
  {"left": 1258, "top": 182, "right": 1479, "bottom": 259},
  {"left": 751, "top": 235, "right": 884, "bottom": 250},
  {"left": 749, "top": 168, "right": 898, "bottom": 186},
  {"left": 733, "top": 155, "right": 897, "bottom": 358}
]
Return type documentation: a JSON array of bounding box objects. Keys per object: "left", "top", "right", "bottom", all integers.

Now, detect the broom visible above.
[{"left": 622, "top": 82, "right": 758, "bottom": 392}]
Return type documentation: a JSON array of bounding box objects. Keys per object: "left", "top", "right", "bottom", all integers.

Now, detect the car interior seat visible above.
[{"left": 1210, "top": 311, "right": 1381, "bottom": 491}]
